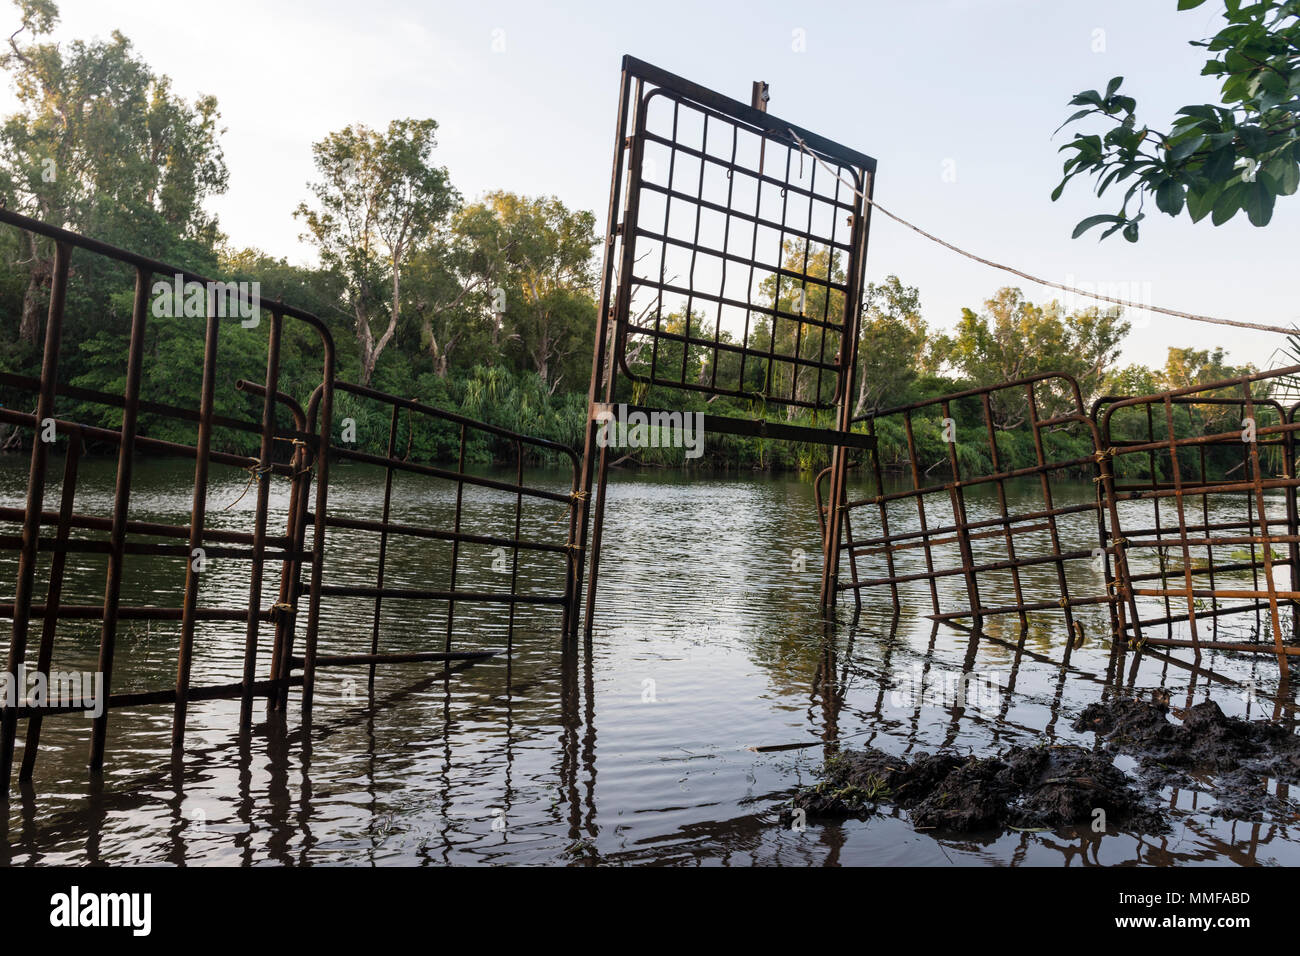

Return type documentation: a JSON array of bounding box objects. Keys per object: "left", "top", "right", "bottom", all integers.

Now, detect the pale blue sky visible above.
[{"left": 5, "top": 0, "right": 1296, "bottom": 370}]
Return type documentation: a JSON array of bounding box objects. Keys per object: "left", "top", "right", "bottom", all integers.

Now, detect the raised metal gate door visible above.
[{"left": 576, "top": 56, "right": 878, "bottom": 636}]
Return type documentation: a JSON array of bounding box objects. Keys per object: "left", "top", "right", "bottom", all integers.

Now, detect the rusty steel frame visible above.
[
  {"left": 821, "top": 373, "right": 1122, "bottom": 664},
  {"left": 1095, "top": 369, "right": 1300, "bottom": 666},
  {"left": 578, "top": 56, "right": 876, "bottom": 638},
  {"left": 822, "top": 364, "right": 1300, "bottom": 674},
  {"left": 0, "top": 206, "right": 581, "bottom": 792},
  {"left": 303, "top": 381, "right": 582, "bottom": 669}
]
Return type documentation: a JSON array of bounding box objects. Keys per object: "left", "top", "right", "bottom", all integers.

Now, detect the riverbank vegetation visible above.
[{"left": 0, "top": 0, "right": 1272, "bottom": 475}]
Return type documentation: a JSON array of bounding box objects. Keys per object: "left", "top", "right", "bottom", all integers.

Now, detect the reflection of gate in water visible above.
[
  {"left": 0, "top": 207, "right": 581, "bottom": 793},
  {"left": 821, "top": 366, "right": 1300, "bottom": 674}
]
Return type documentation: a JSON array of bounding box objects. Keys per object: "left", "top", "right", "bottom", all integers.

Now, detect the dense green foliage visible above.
[{"left": 1055, "top": 0, "right": 1300, "bottom": 239}]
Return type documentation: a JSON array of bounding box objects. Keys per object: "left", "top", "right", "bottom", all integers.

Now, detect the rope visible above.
[
  {"left": 221, "top": 463, "right": 272, "bottom": 512},
  {"left": 786, "top": 129, "right": 1298, "bottom": 339}
]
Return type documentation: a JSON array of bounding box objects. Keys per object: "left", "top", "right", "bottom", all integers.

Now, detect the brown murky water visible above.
[{"left": 1, "top": 458, "right": 1297, "bottom": 865}]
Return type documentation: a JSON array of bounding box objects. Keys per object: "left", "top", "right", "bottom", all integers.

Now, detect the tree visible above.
[
  {"left": 856, "top": 275, "right": 928, "bottom": 415},
  {"left": 1162, "top": 344, "right": 1256, "bottom": 387},
  {"left": 295, "top": 118, "right": 456, "bottom": 386},
  {"left": 477, "top": 192, "right": 597, "bottom": 393},
  {"left": 1, "top": 0, "right": 227, "bottom": 344},
  {"left": 759, "top": 239, "right": 849, "bottom": 412},
  {"left": 406, "top": 201, "right": 518, "bottom": 378},
  {"left": 933, "top": 287, "right": 1130, "bottom": 426},
  {"left": 1054, "top": 0, "right": 1300, "bottom": 240},
  {"left": 1103, "top": 362, "right": 1165, "bottom": 397}
]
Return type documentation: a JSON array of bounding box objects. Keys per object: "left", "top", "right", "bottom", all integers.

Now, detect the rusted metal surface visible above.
[
  {"left": 1095, "top": 370, "right": 1300, "bottom": 667},
  {"left": 0, "top": 206, "right": 581, "bottom": 791},
  {"left": 822, "top": 366, "right": 1300, "bottom": 674},
  {"left": 823, "top": 374, "right": 1117, "bottom": 645},
  {"left": 579, "top": 56, "right": 876, "bottom": 636}
]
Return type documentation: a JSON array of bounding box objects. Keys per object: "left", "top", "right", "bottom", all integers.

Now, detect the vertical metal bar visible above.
[
  {"left": 173, "top": 305, "right": 220, "bottom": 749},
  {"left": 89, "top": 266, "right": 150, "bottom": 772},
  {"left": 1242, "top": 386, "right": 1286, "bottom": 659},
  {"left": 298, "top": 338, "right": 335, "bottom": 724},
  {"left": 818, "top": 164, "right": 871, "bottom": 611},
  {"left": 1162, "top": 395, "right": 1201, "bottom": 661},
  {"left": 239, "top": 310, "right": 282, "bottom": 730},
  {"left": 1285, "top": 404, "right": 1300, "bottom": 639},
  {"left": 678, "top": 111, "right": 709, "bottom": 388},
  {"left": 369, "top": 404, "right": 401, "bottom": 692},
  {"left": 981, "top": 392, "right": 1027, "bottom": 629},
  {"left": 19, "top": 428, "right": 81, "bottom": 780},
  {"left": 942, "top": 398, "right": 983, "bottom": 628},
  {"left": 902, "top": 410, "right": 940, "bottom": 616},
  {"left": 445, "top": 424, "right": 467, "bottom": 652},
  {"left": 647, "top": 98, "right": 679, "bottom": 384},
  {"left": 562, "top": 455, "right": 581, "bottom": 638},
  {"left": 268, "top": 413, "right": 309, "bottom": 715},
  {"left": 583, "top": 446, "right": 613, "bottom": 639},
  {"left": 1025, "top": 382, "right": 1075, "bottom": 636},
  {"left": 1, "top": 240, "right": 70, "bottom": 786},
  {"left": 1145, "top": 403, "right": 1172, "bottom": 632},
  {"left": 1196, "top": 421, "right": 1218, "bottom": 621},
  {"left": 709, "top": 121, "right": 741, "bottom": 393},
  {"left": 1090, "top": 424, "right": 1126, "bottom": 647},
  {"left": 507, "top": 439, "right": 524, "bottom": 648},
  {"left": 574, "top": 67, "right": 637, "bottom": 640},
  {"left": 580, "top": 71, "right": 643, "bottom": 639},
  {"left": 1097, "top": 411, "right": 1144, "bottom": 649}
]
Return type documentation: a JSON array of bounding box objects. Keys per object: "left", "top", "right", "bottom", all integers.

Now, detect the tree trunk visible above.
[
  {"left": 20, "top": 270, "right": 45, "bottom": 346},
  {"left": 356, "top": 301, "right": 377, "bottom": 387},
  {"left": 19, "top": 234, "right": 51, "bottom": 346}
]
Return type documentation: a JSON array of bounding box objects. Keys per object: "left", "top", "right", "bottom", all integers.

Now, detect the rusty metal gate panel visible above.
[
  {"left": 0, "top": 208, "right": 337, "bottom": 786},
  {"left": 825, "top": 363, "right": 1300, "bottom": 676},
  {"left": 822, "top": 373, "right": 1122, "bottom": 657},
  {"left": 303, "top": 381, "right": 582, "bottom": 686},
  {"left": 611, "top": 63, "right": 870, "bottom": 411},
  {"left": 0, "top": 207, "right": 581, "bottom": 792},
  {"left": 1094, "top": 368, "right": 1300, "bottom": 665},
  {"left": 577, "top": 56, "right": 877, "bottom": 637}
]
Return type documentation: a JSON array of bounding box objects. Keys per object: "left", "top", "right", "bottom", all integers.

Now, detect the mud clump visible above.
[
  {"left": 785, "top": 743, "right": 1166, "bottom": 834},
  {"left": 1073, "top": 698, "right": 1300, "bottom": 773},
  {"left": 1072, "top": 697, "right": 1300, "bottom": 820}
]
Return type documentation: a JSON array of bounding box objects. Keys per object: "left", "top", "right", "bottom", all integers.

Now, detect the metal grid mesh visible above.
[
  {"left": 1097, "top": 380, "right": 1300, "bottom": 658},
  {"left": 617, "top": 85, "right": 868, "bottom": 410},
  {"left": 826, "top": 367, "right": 1300, "bottom": 671},
  {"left": 825, "top": 374, "right": 1115, "bottom": 651},
  {"left": 0, "top": 207, "right": 581, "bottom": 791}
]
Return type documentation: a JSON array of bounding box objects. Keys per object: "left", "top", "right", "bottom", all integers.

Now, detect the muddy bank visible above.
[
  {"left": 785, "top": 743, "right": 1167, "bottom": 833},
  {"left": 1073, "top": 697, "right": 1300, "bottom": 821},
  {"left": 786, "top": 697, "right": 1300, "bottom": 835}
]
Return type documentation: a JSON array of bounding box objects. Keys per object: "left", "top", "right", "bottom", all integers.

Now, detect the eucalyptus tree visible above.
[
  {"left": 1, "top": 0, "right": 227, "bottom": 346},
  {"left": 295, "top": 118, "right": 456, "bottom": 386}
]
